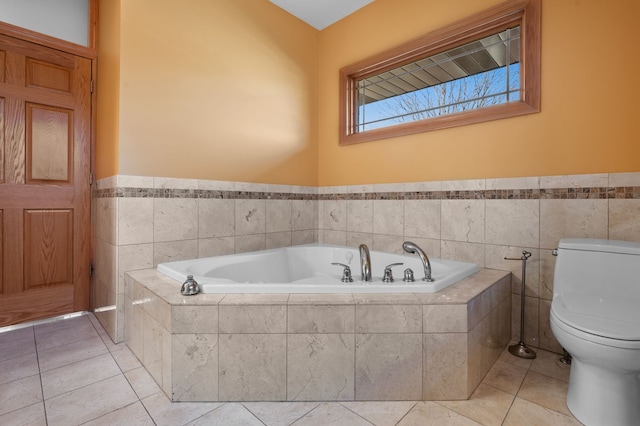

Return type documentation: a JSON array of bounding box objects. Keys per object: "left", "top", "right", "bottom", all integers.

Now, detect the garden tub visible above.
[{"left": 156, "top": 244, "right": 479, "bottom": 293}]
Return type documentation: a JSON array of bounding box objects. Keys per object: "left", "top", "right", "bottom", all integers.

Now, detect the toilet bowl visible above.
[{"left": 550, "top": 239, "right": 640, "bottom": 426}]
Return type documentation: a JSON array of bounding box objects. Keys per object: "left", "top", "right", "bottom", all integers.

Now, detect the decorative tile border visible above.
[
  {"left": 94, "top": 188, "right": 317, "bottom": 200},
  {"left": 95, "top": 186, "right": 640, "bottom": 200}
]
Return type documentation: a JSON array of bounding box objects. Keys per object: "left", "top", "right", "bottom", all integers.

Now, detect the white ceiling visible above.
[{"left": 269, "top": 0, "right": 374, "bottom": 30}]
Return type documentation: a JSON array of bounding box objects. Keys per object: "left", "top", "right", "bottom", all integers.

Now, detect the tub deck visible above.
[{"left": 125, "top": 268, "right": 511, "bottom": 402}]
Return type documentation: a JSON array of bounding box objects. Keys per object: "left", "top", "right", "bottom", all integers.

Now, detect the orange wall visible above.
[
  {"left": 97, "top": 0, "right": 319, "bottom": 185},
  {"left": 317, "top": 0, "right": 640, "bottom": 185},
  {"left": 96, "top": 0, "right": 120, "bottom": 179},
  {"left": 98, "top": 0, "right": 640, "bottom": 186}
]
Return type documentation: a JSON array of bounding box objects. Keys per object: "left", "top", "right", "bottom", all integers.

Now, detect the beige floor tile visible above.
[
  {"left": 0, "top": 327, "right": 36, "bottom": 363},
  {"left": 83, "top": 401, "right": 155, "bottom": 426},
  {"left": 0, "top": 401, "right": 46, "bottom": 426},
  {"left": 517, "top": 371, "right": 571, "bottom": 416},
  {"left": 292, "top": 402, "right": 373, "bottom": 425},
  {"left": 341, "top": 401, "right": 417, "bottom": 426},
  {"left": 44, "top": 375, "right": 138, "bottom": 426},
  {"left": 141, "top": 391, "right": 223, "bottom": 426},
  {"left": 482, "top": 360, "right": 528, "bottom": 395},
  {"left": 438, "top": 383, "right": 514, "bottom": 426},
  {"left": 530, "top": 348, "right": 571, "bottom": 382},
  {"left": 187, "top": 403, "right": 264, "bottom": 425},
  {"left": 397, "top": 401, "right": 482, "bottom": 425},
  {"left": 41, "top": 353, "right": 121, "bottom": 399},
  {"left": 37, "top": 336, "right": 108, "bottom": 372},
  {"left": 87, "top": 312, "right": 103, "bottom": 329},
  {"left": 96, "top": 327, "right": 126, "bottom": 353},
  {"left": 111, "top": 345, "right": 143, "bottom": 372},
  {"left": 124, "top": 366, "right": 162, "bottom": 399},
  {"left": 88, "top": 314, "right": 122, "bottom": 353},
  {"left": 243, "top": 401, "right": 319, "bottom": 426},
  {"left": 34, "top": 314, "right": 91, "bottom": 334},
  {"left": 35, "top": 317, "right": 100, "bottom": 352},
  {"left": 498, "top": 344, "right": 535, "bottom": 370},
  {"left": 503, "top": 397, "right": 582, "bottom": 425},
  {"left": 0, "top": 326, "right": 34, "bottom": 346},
  {"left": 0, "top": 311, "right": 589, "bottom": 426},
  {"left": 0, "top": 375, "right": 43, "bottom": 416},
  {"left": 0, "top": 352, "right": 39, "bottom": 385}
]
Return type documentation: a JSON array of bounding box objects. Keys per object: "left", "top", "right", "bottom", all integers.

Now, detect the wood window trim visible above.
[{"left": 339, "top": 0, "right": 540, "bottom": 146}]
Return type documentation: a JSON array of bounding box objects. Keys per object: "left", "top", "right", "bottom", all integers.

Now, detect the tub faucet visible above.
[
  {"left": 359, "top": 244, "right": 372, "bottom": 282},
  {"left": 402, "top": 241, "right": 435, "bottom": 282}
]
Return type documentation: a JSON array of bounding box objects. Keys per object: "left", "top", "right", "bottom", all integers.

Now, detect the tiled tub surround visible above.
[
  {"left": 124, "top": 267, "right": 511, "bottom": 402},
  {"left": 93, "top": 176, "right": 319, "bottom": 343},
  {"left": 93, "top": 172, "right": 640, "bottom": 354}
]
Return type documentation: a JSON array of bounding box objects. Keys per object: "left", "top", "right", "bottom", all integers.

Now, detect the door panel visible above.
[
  {"left": 0, "top": 285, "right": 74, "bottom": 326},
  {"left": 0, "top": 33, "right": 90, "bottom": 326},
  {"left": 0, "top": 50, "right": 4, "bottom": 82},
  {"left": 27, "top": 104, "right": 73, "bottom": 182},
  {"left": 24, "top": 209, "right": 73, "bottom": 290},
  {"left": 0, "top": 97, "right": 3, "bottom": 183},
  {"left": 2, "top": 209, "right": 23, "bottom": 294},
  {"left": 27, "top": 59, "right": 72, "bottom": 93},
  {"left": 5, "top": 98, "right": 25, "bottom": 184},
  {"left": 0, "top": 210, "right": 2, "bottom": 290}
]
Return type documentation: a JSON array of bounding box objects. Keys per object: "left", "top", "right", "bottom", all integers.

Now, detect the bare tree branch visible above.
[{"left": 379, "top": 69, "right": 508, "bottom": 125}]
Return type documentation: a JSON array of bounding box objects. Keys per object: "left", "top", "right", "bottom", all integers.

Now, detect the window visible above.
[{"left": 339, "top": 0, "right": 540, "bottom": 145}]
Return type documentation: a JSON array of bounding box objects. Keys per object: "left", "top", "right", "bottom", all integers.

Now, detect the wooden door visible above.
[{"left": 0, "top": 33, "right": 91, "bottom": 326}]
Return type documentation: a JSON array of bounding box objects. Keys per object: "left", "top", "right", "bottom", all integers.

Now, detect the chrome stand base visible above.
[{"left": 509, "top": 342, "right": 536, "bottom": 359}]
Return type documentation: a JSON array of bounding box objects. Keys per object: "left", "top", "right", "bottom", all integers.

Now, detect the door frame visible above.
[{"left": 0, "top": 1, "right": 98, "bottom": 317}]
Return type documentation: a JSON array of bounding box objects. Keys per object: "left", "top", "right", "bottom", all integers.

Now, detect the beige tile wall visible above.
[
  {"left": 93, "top": 176, "right": 318, "bottom": 342},
  {"left": 316, "top": 173, "right": 640, "bottom": 353},
  {"left": 94, "top": 172, "right": 640, "bottom": 355},
  {"left": 124, "top": 268, "right": 510, "bottom": 402}
]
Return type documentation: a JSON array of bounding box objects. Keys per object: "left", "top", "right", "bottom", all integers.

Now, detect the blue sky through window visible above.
[{"left": 358, "top": 63, "right": 521, "bottom": 132}]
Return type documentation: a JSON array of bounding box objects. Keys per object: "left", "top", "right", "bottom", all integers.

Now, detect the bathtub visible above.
[
  {"left": 157, "top": 244, "right": 479, "bottom": 293},
  {"left": 129, "top": 254, "right": 511, "bottom": 402}
]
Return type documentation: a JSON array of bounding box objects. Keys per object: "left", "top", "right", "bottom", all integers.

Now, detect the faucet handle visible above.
[
  {"left": 382, "top": 263, "right": 404, "bottom": 283},
  {"left": 181, "top": 274, "right": 200, "bottom": 296},
  {"left": 331, "top": 262, "right": 354, "bottom": 283},
  {"left": 403, "top": 268, "right": 415, "bottom": 282}
]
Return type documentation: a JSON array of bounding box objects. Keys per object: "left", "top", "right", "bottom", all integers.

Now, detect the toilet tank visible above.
[{"left": 553, "top": 239, "right": 640, "bottom": 300}]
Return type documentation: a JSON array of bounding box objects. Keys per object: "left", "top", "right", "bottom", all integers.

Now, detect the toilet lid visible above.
[{"left": 551, "top": 293, "right": 640, "bottom": 341}]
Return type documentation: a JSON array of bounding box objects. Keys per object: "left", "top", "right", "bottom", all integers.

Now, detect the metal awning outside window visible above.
[{"left": 357, "top": 26, "right": 521, "bottom": 105}]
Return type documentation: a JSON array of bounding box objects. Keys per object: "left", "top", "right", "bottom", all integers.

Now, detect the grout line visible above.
[
  {"left": 32, "top": 325, "right": 48, "bottom": 424},
  {"left": 337, "top": 402, "right": 376, "bottom": 425},
  {"left": 391, "top": 401, "right": 419, "bottom": 425}
]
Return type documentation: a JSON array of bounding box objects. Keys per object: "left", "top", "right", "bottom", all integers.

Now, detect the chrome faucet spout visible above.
[
  {"left": 359, "top": 244, "right": 372, "bottom": 282},
  {"left": 402, "top": 241, "right": 434, "bottom": 282}
]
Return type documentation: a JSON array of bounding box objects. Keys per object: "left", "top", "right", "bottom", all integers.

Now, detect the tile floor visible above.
[{"left": 0, "top": 313, "right": 582, "bottom": 425}]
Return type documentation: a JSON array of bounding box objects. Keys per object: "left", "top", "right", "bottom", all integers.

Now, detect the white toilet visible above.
[{"left": 550, "top": 238, "right": 640, "bottom": 426}]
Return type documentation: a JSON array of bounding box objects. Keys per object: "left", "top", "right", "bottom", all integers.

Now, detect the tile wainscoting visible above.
[
  {"left": 92, "top": 176, "right": 319, "bottom": 343},
  {"left": 124, "top": 268, "right": 510, "bottom": 402},
  {"left": 93, "top": 172, "right": 640, "bottom": 355}
]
